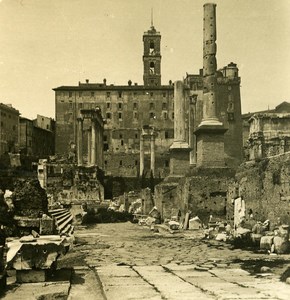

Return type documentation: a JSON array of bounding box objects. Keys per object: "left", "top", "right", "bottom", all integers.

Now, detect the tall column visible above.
[
  {"left": 169, "top": 81, "right": 190, "bottom": 176},
  {"left": 87, "top": 127, "right": 91, "bottom": 165},
  {"left": 189, "top": 96, "right": 197, "bottom": 165},
  {"left": 140, "top": 134, "right": 144, "bottom": 176},
  {"left": 91, "top": 120, "right": 96, "bottom": 166},
  {"left": 150, "top": 134, "right": 155, "bottom": 176},
  {"left": 195, "top": 3, "right": 227, "bottom": 168},
  {"left": 77, "top": 117, "right": 83, "bottom": 166},
  {"left": 200, "top": 3, "right": 222, "bottom": 126},
  {"left": 173, "top": 81, "right": 187, "bottom": 144}
]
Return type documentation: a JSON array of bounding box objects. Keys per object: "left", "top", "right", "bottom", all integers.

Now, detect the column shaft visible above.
[
  {"left": 77, "top": 118, "right": 83, "bottom": 166},
  {"left": 87, "top": 128, "right": 91, "bottom": 165},
  {"left": 140, "top": 135, "right": 144, "bottom": 176},
  {"left": 91, "top": 120, "right": 96, "bottom": 166},
  {"left": 150, "top": 135, "right": 155, "bottom": 176}
]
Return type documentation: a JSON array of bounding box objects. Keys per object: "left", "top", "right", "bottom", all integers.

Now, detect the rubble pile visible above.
[{"left": 12, "top": 179, "right": 48, "bottom": 218}]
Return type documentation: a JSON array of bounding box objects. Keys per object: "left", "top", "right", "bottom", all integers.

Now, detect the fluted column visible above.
[
  {"left": 77, "top": 117, "right": 83, "bottom": 166},
  {"left": 87, "top": 127, "right": 91, "bottom": 165},
  {"left": 91, "top": 120, "right": 96, "bottom": 166},
  {"left": 140, "top": 134, "right": 144, "bottom": 176},
  {"left": 150, "top": 134, "right": 155, "bottom": 176}
]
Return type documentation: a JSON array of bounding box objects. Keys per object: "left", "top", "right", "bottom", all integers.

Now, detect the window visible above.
[
  {"left": 172, "top": 112, "right": 174, "bottom": 119},
  {"left": 133, "top": 112, "right": 138, "bottom": 119},
  {"left": 12, "top": 125, "right": 16, "bottom": 131},
  {"left": 118, "top": 91, "right": 122, "bottom": 98},
  {"left": 118, "top": 112, "right": 122, "bottom": 119},
  {"left": 133, "top": 92, "right": 137, "bottom": 97},
  {"left": 79, "top": 103, "right": 83, "bottom": 108},
  {"left": 69, "top": 92, "right": 72, "bottom": 98},
  {"left": 104, "top": 144, "right": 109, "bottom": 151},
  {"left": 135, "top": 160, "right": 138, "bottom": 166},
  {"left": 118, "top": 103, "right": 122, "bottom": 109},
  {"left": 163, "top": 92, "right": 166, "bottom": 98},
  {"left": 135, "top": 133, "right": 138, "bottom": 139},
  {"left": 149, "top": 41, "right": 155, "bottom": 54},
  {"left": 119, "top": 160, "right": 123, "bottom": 166},
  {"left": 165, "top": 131, "right": 169, "bottom": 139},
  {"left": 46, "top": 125, "right": 49, "bottom": 129},
  {"left": 1, "top": 122, "right": 3, "bottom": 127},
  {"left": 91, "top": 92, "right": 95, "bottom": 97},
  {"left": 107, "top": 92, "right": 111, "bottom": 98},
  {"left": 69, "top": 103, "right": 73, "bottom": 109},
  {"left": 106, "top": 102, "right": 111, "bottom": 109},
  {"left": 149, "top": 112, "right": 155, "bottom": 119},
  {"left": 104, "top": 135, "right": 107, "bottom": 142},
  {"left": 121, "top": 140, "right": 124, "bottom": 146},
  {"left": 150, "top": 92, "right": 153, "bottom": 97},
  {"left": 149, "top": 62, "right": 155, "bottom": 74},
  {"left": 162, "top": 102, "right": 167, "bottom": 110},
  {"left": 165, "top": 160, "right": 169, "bottom": 167},
  {"left": 149, "top": 102, "right": 154, "bottom": 110},
  {"left": 106, "top": 112, "right": 111, "bottom": 119},
  {"left": 104, "top": 160, "right": 108, "bottom": 165},
  {"left": 79, "top": 91, "right": 82, "bottom": 97},
  {"left": 119, "top": 134, "right": 123, "bottom": 139},
  {"left": 163, "top": 112, "right": 168, "bottom": 120},
  {"left": 133, "top": 102, "right": 138, "bottom": 110}
]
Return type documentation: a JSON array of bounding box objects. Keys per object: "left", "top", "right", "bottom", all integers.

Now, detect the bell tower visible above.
[{"left": 143, "top": 13, "right": 161, "bottom": 86}]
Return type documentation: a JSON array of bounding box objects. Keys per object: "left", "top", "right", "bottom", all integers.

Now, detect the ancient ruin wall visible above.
[{"left": 228, "top": 153, "right": 290, "bottom": 226}]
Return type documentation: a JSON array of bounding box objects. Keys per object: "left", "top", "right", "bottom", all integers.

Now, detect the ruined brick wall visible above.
[
  {"left": 155, "top": 168, "right": 235, "bottom": 223},
  {"left": 228, "top": 153, "right": 290, "bottom": 226}
]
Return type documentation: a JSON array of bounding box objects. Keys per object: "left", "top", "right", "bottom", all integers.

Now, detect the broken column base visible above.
[
  {"left": 195, "top": 124, "right": 227, "bottom": 168},
  {"left": 16, "top": 269, "right": 47, "bottom": 283},
  {"left": 169, "top": 143, "right": 191, "bottom": 176}
]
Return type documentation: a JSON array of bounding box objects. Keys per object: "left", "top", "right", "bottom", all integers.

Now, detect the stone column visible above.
[
  {"left": 87, "top": 127, "right": 91, "bottom": 165},
  {"left": 189, "top": 96, "right": 197, "bottom": 165},
  {"left": 150, "top": 134, "right": 155, "bottom": 176},
  {"left": 169, "top": 81, "right": 190, "bottom": 176},
  {"left": 194, "top": 3, "right": 227, "bottom": 168},
  {"left": 91, "top": 120, "right": 96, "bottom": 166},
  {"left": 99, "top": 127, "right": 104, "bottom": 169},
  {"left": 140, "top": 134, "right": 144, "bottom": 176},
  {"left": 200, "top": 3, "right": 222, "bottom": 127},
  {"left": 173, "top": 81, "right": 187, "bottom": 144},
  {"left": 77, "top": 117, "right": 83, "bottom": 166}
]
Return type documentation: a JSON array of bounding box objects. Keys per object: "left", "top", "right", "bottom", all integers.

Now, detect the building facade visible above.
[
  {"left": 243, "top": 102, "right": 290, "bottom": 160},
  {"left": 19, "top": 115, "right": 55, "bottom": 158},
  {"left": 0, "top": 103, "right": 19, "bottom": 156},
  {"left": 54, "top": 24, "right": 243, "bottom": 177}
]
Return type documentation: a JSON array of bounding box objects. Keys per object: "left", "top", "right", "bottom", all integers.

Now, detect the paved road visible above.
[
  {"left": 3, "top": 222, "right": 290, "bottom": 299},
  {"left": 68, "top": 263, "right": 290, "bottom": 300}
]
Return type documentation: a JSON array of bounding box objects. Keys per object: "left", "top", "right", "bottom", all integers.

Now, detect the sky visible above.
[{"left": 0, "top": 0, "right": 290, "bottom": 119}]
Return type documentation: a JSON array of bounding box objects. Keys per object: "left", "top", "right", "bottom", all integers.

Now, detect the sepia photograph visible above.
[{"left": 0, "top": 0, "right": 290, "bottom": 299}]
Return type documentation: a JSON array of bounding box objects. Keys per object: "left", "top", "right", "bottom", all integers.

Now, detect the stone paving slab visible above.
[
  {"left": 166, "top": 264, "right": 283, "bottom": 300},
  {"left": 134, "top": 265, "right": 216, "bottom": 300},
  {"left": 96, "top": 265, "right": 162, "bottom": 300},
  {"left": 68, "top": 267, "right": 104, "bottom": 300}
]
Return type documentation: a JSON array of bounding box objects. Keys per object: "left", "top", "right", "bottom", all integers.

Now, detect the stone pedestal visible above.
[
  {"left": 169, "top": 142, "right": 191, "bottom": 176},
  {"left": 195, "top": 125, "right": 227, "bottom": 168}
]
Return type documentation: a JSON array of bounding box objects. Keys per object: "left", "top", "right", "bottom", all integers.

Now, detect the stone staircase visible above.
[{"left": 48, "top": 208, "right": 74, "bottom": 236}]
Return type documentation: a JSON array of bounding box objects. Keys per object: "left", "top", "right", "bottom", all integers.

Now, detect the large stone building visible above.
[
  {"left": 0, "top": 103, "right": 19, "bottom": 156},
  {"left": 54, "top": 19, "right": 243, "bottom": 177},
  {"left": 243, "top": 101, "right": 290, "bottom": 160}
]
